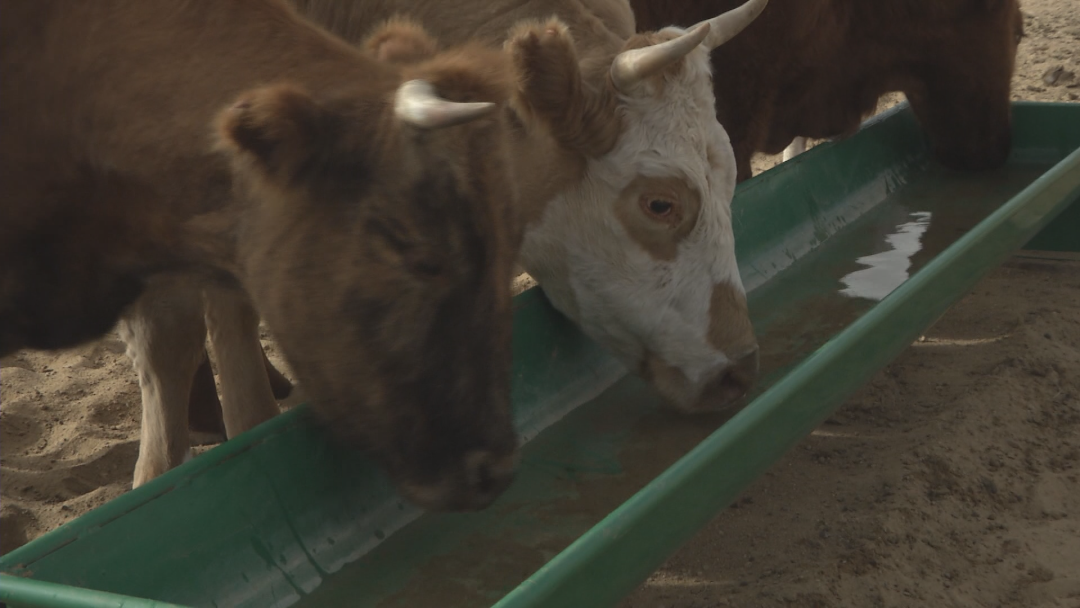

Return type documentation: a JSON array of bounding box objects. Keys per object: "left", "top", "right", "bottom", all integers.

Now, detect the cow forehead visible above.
[
  {"left": 585, "top": 44, "right": 744, "bottom": 310},
  {"left": 606, "top": 47, "right": 734, "bottom": 201}
]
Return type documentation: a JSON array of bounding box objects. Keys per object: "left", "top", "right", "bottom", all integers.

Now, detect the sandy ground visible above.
[
  {"left": 626, "top": 1, "right": 1080, "bottom": 605},
  {"left": 623, "top": 256, "right": 1080, "bottom": 608},
  {"left": 1, "top": 0, "right": 1078, "bottom": 605}
]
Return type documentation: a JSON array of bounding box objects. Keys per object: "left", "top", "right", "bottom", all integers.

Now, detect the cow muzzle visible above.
[
  {"left": 396, "top": 448, "right": 518, "bottom": 512},
  {"left": 643, "top": 346, "right": 759, "bottom": 414},
  {"left": 693, "top": 347, "right": 759, "bottom": 411}
]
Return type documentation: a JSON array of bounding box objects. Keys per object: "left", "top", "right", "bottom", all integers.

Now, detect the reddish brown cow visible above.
[
  {"left": 182, "top": 0, "right": 777, "bottom": 445},
  {"left": 0, "top": 0, "right": 540, "bottom": 511},
  {"left": 631, "top": 0, "right": 1024, "bottom": 181}
]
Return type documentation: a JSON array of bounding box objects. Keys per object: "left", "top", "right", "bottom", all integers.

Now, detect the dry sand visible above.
[
  {"left": 2, "top": 0, "right": 1078, "bottom": 605},
  {"left": 627, "top": 1, "right": 1080, "bottom": 605},
  {"left": 623, "top": 256, "right": 1080, "bottom": 608}
]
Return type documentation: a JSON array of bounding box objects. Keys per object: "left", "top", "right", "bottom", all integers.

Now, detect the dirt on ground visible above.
[
  {"left": 626, "top": 1, "right": 1080, "bottom": 605},
  {"left": 623, "top": 256, "right": 1080, "bottom": 608},
  {"left": 2, "top": 0, "right": 1078, "bottom": 605}
]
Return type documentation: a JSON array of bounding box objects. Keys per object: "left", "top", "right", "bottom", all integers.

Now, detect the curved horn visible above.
[
  {"left": 610, "top": 22, "right": 710, "bottom": 94},
  {"left": 695, "top": 0, "right": 769, "bottom": 50},
  {"left": 394, "top": 80, "right": 496, "bottom": 130}
]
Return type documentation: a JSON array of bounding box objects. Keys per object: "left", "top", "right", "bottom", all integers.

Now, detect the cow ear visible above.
[
  {"left": 506, "top": 19, "right": 620, "bottom": 158},
  {"left": 216, "top": 84, "right": 324, "bottom": 182},
  {"left": 364, "top": 18, "right": 440, "bottom": 65}
]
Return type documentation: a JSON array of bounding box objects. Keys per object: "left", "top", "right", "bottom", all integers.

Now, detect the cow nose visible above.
[
  {"left": 460, "top": 449, "right": 517, "bottom": 509},
  {"left": 694, "top": 347, "right": 759, "bottom": 411},
  {"left": 396, "top": 447, "right": 517, "bottom": 512}
]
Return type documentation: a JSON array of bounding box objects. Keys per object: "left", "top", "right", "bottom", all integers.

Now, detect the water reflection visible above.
[{"left": 839, "top": 211, "right": 931, "bottom": 301}]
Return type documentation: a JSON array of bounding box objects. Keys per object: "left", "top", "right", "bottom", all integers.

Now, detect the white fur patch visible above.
[{"left": 520, "top": 37, "right": 749, "bottom": 406}]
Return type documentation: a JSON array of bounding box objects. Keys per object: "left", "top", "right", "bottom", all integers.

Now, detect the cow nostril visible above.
[
  {"left": 694, "top": 347, "right": 759, "bottom": 411},
  {"left": 463, "top": 449, "right": 516, "bottom": 499},
  {"left": 724, "top": 347, "right": 759, "bottom": 389},
  {"left": 718, "top": 368, "right": 751, "bottom": 400}
]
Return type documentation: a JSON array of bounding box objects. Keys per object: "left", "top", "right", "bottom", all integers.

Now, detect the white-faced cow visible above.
[
  {"left": 630, "top": 0, "right": 1024, "bottom": 181},
  {"left": 131, "top": 0, "right": 772, "bottom": 485},
  {"left": 298, "top": 0, "right": 770, "bottom": 408},
  {"left": 0, "top": 0, "right": 538, "bottom": 511}
]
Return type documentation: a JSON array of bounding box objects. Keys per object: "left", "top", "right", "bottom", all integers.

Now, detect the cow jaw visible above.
[{"left": 520, "top": 39, "right": 758, "bottom": 413}]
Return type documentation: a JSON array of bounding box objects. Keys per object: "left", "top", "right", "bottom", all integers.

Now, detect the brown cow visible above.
[
  {"left": 630, "top": 0, "right": 1024, "bottom": 181},
  {"left": 272, "top": 0, "right": 768, "bottom": 413},
  {"left": 160, "top": 0, "right": 774, "bottom": 465},
  {"left": 0, "top": 0, "right": 549, "bottom": 511}
]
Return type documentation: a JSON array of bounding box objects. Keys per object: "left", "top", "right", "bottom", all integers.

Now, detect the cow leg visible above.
[
  {"left": 119, "top": 277, "right": 208, "bottom": 488},
  {"left": 203, "top": 285, "right": 281, "bottom": 438},
  {"left": 187, "top": 351, "right": 227, "bottom": 444},
  {"left": 187, "top": 341, "right": 291, "bottom": 443},
  {"left": 782, "top": 137, "right": 807, "bottom": 162},
  {"left": 264, "top": 349, "right": 293, "bottom": 400}
]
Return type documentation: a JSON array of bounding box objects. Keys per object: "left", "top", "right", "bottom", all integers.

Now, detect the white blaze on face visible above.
[{"left": 520, "top": 36, "right": 758, "bottom": 412}]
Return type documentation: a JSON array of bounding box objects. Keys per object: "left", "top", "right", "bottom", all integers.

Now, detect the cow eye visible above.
[
  {"left": 413, "top": 260, "right": 443, "bottom": 276},
  {"left": 639, "top": 195, "right": 681, "bottom": 224},
  {"left": 647, "top": 199, "right": 674, "bottom": 216}
]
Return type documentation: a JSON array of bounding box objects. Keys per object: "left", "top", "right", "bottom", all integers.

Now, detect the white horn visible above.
[
  {"left": 695, "top": 0, "right": 769, "bottom": 50},
  {"left": 394, "top": 80, "right": 496, "bottom": 130},
  {"left": 610, "top": 22, "right": 711, "bottom": 94}
]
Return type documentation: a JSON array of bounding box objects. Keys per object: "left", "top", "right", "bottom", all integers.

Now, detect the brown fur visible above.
[
  {"left": 630, "top": 0, "right": 1023, "bottom": 181},
  {"left": 506, "top": 19, "right": 622, "bottom": 158},
  {"left": 186, "top": 10, "right": 608, "bottom": 444},
  {"left": 191, "top": 0, "right": 773, "bottom": 427},
  {"left": 0, "top": 169, "right": 188, "bottom": 354},
  {"left": 363, "top": 18, "right": 441, "bottom": 64},
  {"left": 291, "top": 0, "right": 633, "bottom": 55},
  {"left": 290, "top": 0, "right": 634, "bottom": 215},
  {"left": 708, "top": 282, "right": 754, "bottom": 357},
  {"left": 1, "top": 0, "right": 526, "bottom": 511}
]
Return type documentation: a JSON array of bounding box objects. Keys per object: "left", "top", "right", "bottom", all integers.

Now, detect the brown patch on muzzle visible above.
[
  {"left": 696, "top": 348, "right": 759, "bottom": 411},
  {"left": 637, "top": 282, "right": 759, "bottom": 413},
  {"left": 708, "top": 281, "right": 756, "bottom": 357},
  {"left": 641, "top": 346, "right": 759, "bottom": 413}
]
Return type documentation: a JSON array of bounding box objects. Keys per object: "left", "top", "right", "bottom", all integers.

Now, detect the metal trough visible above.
[{"left": 2, "top": 101, "right": 1078, "bottom": 608}]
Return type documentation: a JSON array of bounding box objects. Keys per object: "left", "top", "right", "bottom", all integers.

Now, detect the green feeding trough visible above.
[{"left": 2, "top": 101, "right": 1079, "bottom": 608}]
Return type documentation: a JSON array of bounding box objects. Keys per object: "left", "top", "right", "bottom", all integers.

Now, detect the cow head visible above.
[
  {"left": 904, "top": 0, "right": 1023, "bottom": 171},
  {"left": 509, "top": 0, "right": 767, "bottom": 413},
  {"left": 215, "top": 27, "right": 522, "bottom": 511}
]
